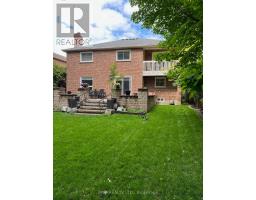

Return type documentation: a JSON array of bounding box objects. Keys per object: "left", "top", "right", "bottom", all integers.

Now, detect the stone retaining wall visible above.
[
  {"left": 148, "top": 95, "right": 156, "bottom": 111},
  {"left": 53, "top": 88, "right": 158, "bottom": 113},
  {"left": 53, "top": 88, "right": 77, "bottom": 111},
  {"left": 118, "top": 96, "right": 140, "bottom": 110},
  {"left": 114, "top": 88, "right": 155, "bottom": 112}
]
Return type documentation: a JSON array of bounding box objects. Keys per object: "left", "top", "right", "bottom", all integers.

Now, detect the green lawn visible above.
[{"left": 54, "top": 105, "right": 202, "bottom": 200}]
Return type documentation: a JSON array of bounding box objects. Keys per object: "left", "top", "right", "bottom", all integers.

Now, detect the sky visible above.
[{"left": 53, "top": 0, "right": 162, "bottom": 56}]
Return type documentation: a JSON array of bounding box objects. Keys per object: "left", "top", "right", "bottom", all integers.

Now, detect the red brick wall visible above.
[
  {"left": 143, "top": 76, "right": 181, "bottom": 103},
  {"left": 53, "top": 58, "right": 66, "bottom": 68},
  {"left": 66, "top": 49, "right": 144, "bottom": 94}
]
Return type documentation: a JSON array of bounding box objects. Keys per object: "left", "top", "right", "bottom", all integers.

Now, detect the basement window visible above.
[
  {"left": 116, "top": 50, "right": 131, "bottom": 61},
  {"left": 155, "top": 77, "right": 166, "bottom": 88},
  {"left": 80, "top": 52, "right": 93, "bottom": 62}
]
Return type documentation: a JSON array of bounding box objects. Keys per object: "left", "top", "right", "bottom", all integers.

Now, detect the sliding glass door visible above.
[{"left": 118, "top": 77, "right": 131, "bottom": 95}]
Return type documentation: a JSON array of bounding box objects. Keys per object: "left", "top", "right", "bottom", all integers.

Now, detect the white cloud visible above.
[
  {"left": 92, "top": 8, "right": 130, "bottom": 32},
  {"left": 91, "top": 0, "right": 123, "bottom": 8},
  {"left": 90, "top": 25, "right": 116, "bottom": 44},
  {"left": 88, "top": 1, "right": 133, "bottom": 45},
  {"left": 122, "top": 31, "right": 137, "bottom": 38},
  {"left": 146, "top": 34, "right": 163, "bottom": 40},
  {"left": 123, "top": 1, "right": 139, "bottom": 16}
]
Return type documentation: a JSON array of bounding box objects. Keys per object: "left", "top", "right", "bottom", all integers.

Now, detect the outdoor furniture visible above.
[
  {"left": 88, "top": 89, "right": 106, "bottom": 98},
  {"left": 98, "top": 89, "right": 106, "bottom": 98},
  {"left": 89, "top": 89, "right": 96, "bottom": 98},
  {"left": 107, "top": 98, "right": 117, "bottom": 109},
  {"left": 68, "top": 98, "right": 78, "bottom": 108}
]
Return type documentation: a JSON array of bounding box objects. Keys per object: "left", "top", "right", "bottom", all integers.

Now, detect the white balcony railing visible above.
[{"left": 143, "top": 60, "right": 177, "bottom": 76}]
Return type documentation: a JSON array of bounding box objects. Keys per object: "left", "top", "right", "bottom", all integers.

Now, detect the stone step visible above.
[
  {"left": 80, "top": 105, "right": 107, "bottom": 110},
  {"left": 86, "top": 98, "right": 107, "bottom": 103},
  {"left": 74, "top": 113, "right": 102, "bottom": 116},
  {"left": 77, "top": 109, "right": 105, "bottom": 114},
  {"left": 81, "top": 102, "right": 107, "bottom": 106}
]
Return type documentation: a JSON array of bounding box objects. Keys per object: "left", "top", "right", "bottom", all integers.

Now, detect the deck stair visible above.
[{"left": 77, "top": 99, "right": 107, "bottom": 114}]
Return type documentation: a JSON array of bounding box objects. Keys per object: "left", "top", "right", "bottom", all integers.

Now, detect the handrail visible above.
[
  {"left": 78, "top": 91, "right": 88, "bottom": 107},
  {"left": 98, "top": 98, "right": 105, "bottom": 108},
  {"left": 143, "top": 60, "right": 177, "bottom": 71}
]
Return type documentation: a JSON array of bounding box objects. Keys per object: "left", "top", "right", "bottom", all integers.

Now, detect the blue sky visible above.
[{"left": 54, "top": 0, "right": 162, "bottom": 55}]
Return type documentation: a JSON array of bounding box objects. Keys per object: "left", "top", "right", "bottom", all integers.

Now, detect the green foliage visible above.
[
  {"left": 109, "top": 63, "right": 123, "bottom": 89},
  {"left": 131, "top": 0, "right": 203, "bottom": 104},
  {"left": 53, "top": 64, "right": 66, "bottom": 88}
]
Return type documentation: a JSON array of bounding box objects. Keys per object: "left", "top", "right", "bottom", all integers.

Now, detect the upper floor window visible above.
[
  {"left": 116, "top": 50, "right": 131, "bottom": 61},
  {"left": 80, "top": 52, "right": 93, "bottom": 62},
  {"left": 155, "top": 77, "right": 166, "bottom": 88}
]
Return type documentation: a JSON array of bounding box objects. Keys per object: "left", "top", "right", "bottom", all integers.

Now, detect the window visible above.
[
  {"left": 116, "top": 50, "right": 131, "bottom": 61},
  {"left": 155, "top": 77, "right": 166, "bottom": 88},
  {"left": 80, "top": 52, "right": 93, "bottom": 62},
  {"left": 80, "top": 77, "right": 93, "bottom": 88}
]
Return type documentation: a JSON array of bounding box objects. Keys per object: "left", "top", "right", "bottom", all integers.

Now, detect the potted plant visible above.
[
  {"left": 125, "top": 90, "right": 131, "bottom": 96},
  {"left": 115, "top": 82, "right": 121, "bottom": 90},
  {"left": 109, "top": 63, "right": 123, "bottom": 97}
]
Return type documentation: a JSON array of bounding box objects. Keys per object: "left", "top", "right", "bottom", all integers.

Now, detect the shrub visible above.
[{"left": 53, "top": 64, "right": 66, "bottom": 88}]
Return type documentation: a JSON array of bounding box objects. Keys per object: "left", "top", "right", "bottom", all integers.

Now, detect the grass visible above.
[{"left": 54, "top": 105, "right": 202, "bottom": 200}]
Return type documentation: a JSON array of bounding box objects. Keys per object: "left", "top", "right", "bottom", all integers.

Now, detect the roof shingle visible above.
[
  {"left": 63, "top": 38, "right": 161, "bottom": 52},
  {"left": 53, "top": 53, "right": 66, "bottom": 62}
]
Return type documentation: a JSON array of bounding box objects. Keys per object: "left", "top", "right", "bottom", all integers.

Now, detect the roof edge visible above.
[
  {"left": 63, "top": 46, "right": 164, "bottom": 52},
  {"left": 53, "top": 53, "right": 67, "bottom": 61}
]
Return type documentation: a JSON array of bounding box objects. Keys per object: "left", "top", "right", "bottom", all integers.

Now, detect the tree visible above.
[
  {"left": 131, "top": 0, "right": 203, "bottom": 106},
  {"left": 53, "top": 64, "right": 66, "bottom": 88},
  {"left": 109, "top": 63, "right": 123, "bottom": 89}
]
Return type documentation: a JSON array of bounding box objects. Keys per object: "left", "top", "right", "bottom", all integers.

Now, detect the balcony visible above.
[{"left": 142, "top": 60, "right": 177, "bottom": 76}]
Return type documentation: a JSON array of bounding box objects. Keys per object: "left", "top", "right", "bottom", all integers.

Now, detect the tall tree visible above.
[{"left": 131, "top": 0, "right": 203, "bottom": 106}]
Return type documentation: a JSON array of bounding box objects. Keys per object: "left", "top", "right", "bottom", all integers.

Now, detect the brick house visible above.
[
  {"left": 53, "top": 53, "right": 66, "bottom": 68},
  {"left": 63, "top": 34, "right": 181, "bottom": 105}
]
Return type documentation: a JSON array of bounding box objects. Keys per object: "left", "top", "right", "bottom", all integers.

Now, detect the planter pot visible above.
[
  {"left": 125, "top": 90, "right": 131, "bottom": 96},
  {"left": 107, "top": 98, "right": 117, "bottom": 109},
  {"left": 111, "top": 88, "right": 121, "bottom": 98}
]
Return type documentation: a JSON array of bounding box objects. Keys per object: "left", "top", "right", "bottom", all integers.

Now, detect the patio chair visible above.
[
  {"left": 98, "top": 89, "right": 106, "bottom": 98},
  {"left": 89, "top": 89, "right": 95, "bottom": 98}
]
